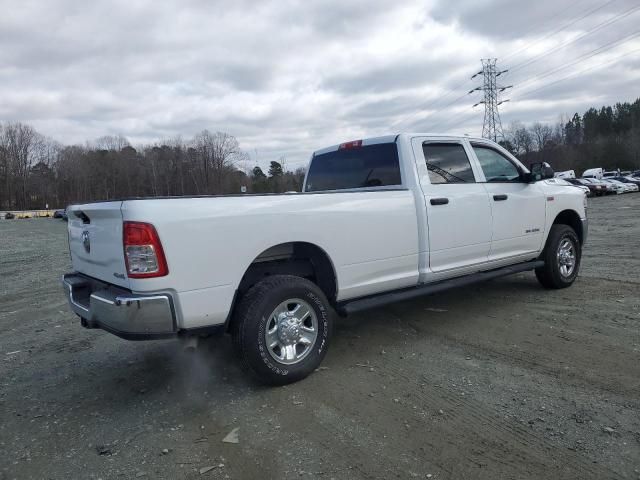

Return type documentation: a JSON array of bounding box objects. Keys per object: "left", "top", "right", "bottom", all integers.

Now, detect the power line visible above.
[
  {"left": 427, "top": 36, "right": 639, "bottom": 136},
  {"left": 501, "top": 0, "right": 616, "bottom": 62},
  {"left": 514, "top": 29, "right": 640, "bottom": 90},
  {"left": 396, "top": 0, "right": 636, "bottom": 137},
  {"left": 507, "top": 3, "right": 640, "bottom": 77},
  {"left": 429, "top": 107, "right": 481, "bottom": 133},
  {"left": 394, "top": 90, "right": 472, "bottom": 131},
  {"left": 392, "top": 1, "right": 613, "bottom": 132},
  {"left": 513, "top": 45, "right": 640, "bottom": 101},
  {"left": 391, "top": 76, "right": 472, "bottom": 130}
]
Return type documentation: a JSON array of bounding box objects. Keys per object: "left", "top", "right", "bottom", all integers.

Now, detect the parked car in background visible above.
[
  {"left": 600, "top": 179, "right": 625, "bottom": 194},
  {"left": 603, "top": 170, "right": 619, "bottom": 178},
  {"left": 565, "top": 178, "right": 597, "bottom": 196},
  {"left": 613, "top": 176, "right": 640, "bottom": 190},
  {"left": 580, "top": 178, "right": 611, "bottom": 195},
  {"left": 612, "top": 179, "right": 637, "bottom": 193},
  {"left": 592, "top": 178, "right": 618, "bottom": 195},
  {"left": 582, "top": 168, "right": 604, "bottom": 179},
  {"left": 614, "top": 179, "right": 638, "bottom": 193},
  {"left": 4, "top": 212, "right": 15, "bottom": 220},
  {"left": 53, "top": 209, "right": 65, "bottom": 219},
  {"left": 554, "top": 170, "right": 576, "bottom": 179}
]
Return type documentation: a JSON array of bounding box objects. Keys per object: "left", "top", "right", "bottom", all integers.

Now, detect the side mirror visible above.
[{"left": 527, "top": 162, "right": 554, "bottom": 182}]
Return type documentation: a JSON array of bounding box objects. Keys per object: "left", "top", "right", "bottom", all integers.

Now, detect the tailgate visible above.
[{"left": 67, "top": 202, "right": 129, "bottom": 289}]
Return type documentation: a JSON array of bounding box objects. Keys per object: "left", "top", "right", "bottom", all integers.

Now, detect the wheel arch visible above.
[
  {"left": 235, "top": 241, "right": 338, "bottom": 307},
  {"left": 552, "top": 209, "right": 584, "bottom": 245}
]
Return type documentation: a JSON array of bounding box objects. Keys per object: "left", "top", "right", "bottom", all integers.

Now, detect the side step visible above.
[{"left": 337, "top": 260, "right": 544, "bottom": 315}]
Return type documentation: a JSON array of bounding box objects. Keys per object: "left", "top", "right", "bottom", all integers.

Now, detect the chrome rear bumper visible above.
[{"left": 62, "top": 273, "right": 177, "bottom": 340}]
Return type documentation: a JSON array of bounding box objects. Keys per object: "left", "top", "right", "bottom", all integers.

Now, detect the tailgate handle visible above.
[
  {"left": 430, "top": 198, "right": 449, "bottom": 206},
  {"left": 493, "top": 194, "right": 508, "bottom": 201}
]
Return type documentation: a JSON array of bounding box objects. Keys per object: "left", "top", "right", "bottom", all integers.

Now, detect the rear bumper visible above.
[{"left": 62, "top": 273, "right": 177, "bottom": 340}]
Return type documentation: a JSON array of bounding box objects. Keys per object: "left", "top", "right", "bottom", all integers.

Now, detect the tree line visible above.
[
  {"left": 502, "top": 97, "right": 640, "bottom": 173},
  {"left": 1, "top": 97, "right": 639, "bottom": 210},
  {"left": 0, "top": 126, "right": 305, "bottom": 210}
]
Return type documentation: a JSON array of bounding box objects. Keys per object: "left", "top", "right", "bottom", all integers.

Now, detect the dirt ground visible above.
[{"left": 1, "top": 194, "right": 639, "bottom": 480}]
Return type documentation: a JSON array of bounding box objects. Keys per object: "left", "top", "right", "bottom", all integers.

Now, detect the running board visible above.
[{"left": 337, "top": 260, "right": 544, "bottom": 315}]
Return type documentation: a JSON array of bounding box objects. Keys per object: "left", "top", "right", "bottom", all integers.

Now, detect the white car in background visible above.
[
  {"left": 600, "top": 179, "right": 624, "bottom": 194},
  {"left": 582, "top": 168, "right": 603, "bottom": 179},
  {"left": 603, "top": 179, "right": 635, "bottom": 193},
  {"left": 554, "top": 170, "right": 576, "bottom": 179},
  {"left": 618, "top": 177, "right": 640, "bottom": 192}
]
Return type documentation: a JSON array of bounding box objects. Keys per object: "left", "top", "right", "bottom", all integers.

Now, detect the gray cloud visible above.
[{"left": 0, "top": 0, "right": 638, "bottom": 169}]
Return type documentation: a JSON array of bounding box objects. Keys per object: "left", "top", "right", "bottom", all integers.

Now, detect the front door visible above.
[
  {"left": 469, "top": 142, "right": 546, "bottom": 260},
  {"left": 413, "top": 139, "right": 493, "bottom": 273}
]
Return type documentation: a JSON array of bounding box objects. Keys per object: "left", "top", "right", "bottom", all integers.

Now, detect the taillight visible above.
[{"left": 123, "top": 222, "right": 168, "bottom": 278}]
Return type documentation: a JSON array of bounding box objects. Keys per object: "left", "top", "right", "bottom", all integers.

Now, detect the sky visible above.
[{"left": 1, "top": 0, "right": 639, "bottom": 170}]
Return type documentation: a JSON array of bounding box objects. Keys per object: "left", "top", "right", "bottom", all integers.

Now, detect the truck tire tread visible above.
[
  {"left": 535, "top": 224, "right": 581, "bottom": 289},
  {"left": 231, "top": 275, "right": 333, "bottom": 385}
]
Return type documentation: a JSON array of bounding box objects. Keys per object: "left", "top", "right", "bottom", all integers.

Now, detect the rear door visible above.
[
  {"left": 67, "top": 202, "right": 129, "bottom": 288},
  {"left": 469, "top": 142, "right": 546, "bottom": 260},
  {"left": 412, "top": 137, "right": 492, "bottom": 273}
]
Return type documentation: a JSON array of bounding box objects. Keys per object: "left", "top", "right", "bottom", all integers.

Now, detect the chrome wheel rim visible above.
[
  {"left": 557, "top": 238, "right": 576, "bottom": 277},
  {"left": 264, "top": 298, "right": 318, "bottom": 365}
]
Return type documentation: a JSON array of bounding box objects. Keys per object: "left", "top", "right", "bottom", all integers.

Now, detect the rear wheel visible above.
[
  {"left": 232, "top": 275, "right": 333, "bottom": 385},
  {"left": 535, "top": 224, "right": 581, "bottom": 289}
]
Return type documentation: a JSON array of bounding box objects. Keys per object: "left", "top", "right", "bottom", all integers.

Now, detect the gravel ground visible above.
[{"left": 0, "top": 194, "right": 639, "bottom": 480}]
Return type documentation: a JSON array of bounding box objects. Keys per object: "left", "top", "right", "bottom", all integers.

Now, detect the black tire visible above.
[
  {"left": 231, "top": 275, "right": 333, "bottom": 385},
  {"left": 535, "top": 224, "right": 581, "bottom": 289}
]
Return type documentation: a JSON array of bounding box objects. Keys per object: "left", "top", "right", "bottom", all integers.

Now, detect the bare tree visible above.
[
  {"left": 506, "top": 121, "right": 534, "bottom": 159},
  {"left": 94, "top": 135, "right": 130, "bottom": 151},
  {"left": 193, "top": 130, "right": 243, "bottom": 194},
  {"left": 2, "top": 122, "right": 38, "bottom": 209},
  {"left": 531, "top": 122, "right": 554, "bottom": 152}
]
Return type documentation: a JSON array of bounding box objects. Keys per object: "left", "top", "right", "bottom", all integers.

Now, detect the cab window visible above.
[
  {"left": 422, "top": 143, "right": 476, "bottom": 184},
  {"left": 472, "top": 145, "right": 521, "bottom": 182}
]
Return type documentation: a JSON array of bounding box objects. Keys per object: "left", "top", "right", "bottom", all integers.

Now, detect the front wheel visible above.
[
  {"left": 232, "top": 275, "right": 333, "bottom": 385},
  {"left": 535, "top": 224, "right": 581, "bottom": 289}
]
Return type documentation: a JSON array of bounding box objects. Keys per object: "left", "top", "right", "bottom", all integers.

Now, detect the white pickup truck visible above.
[{"left": 63, "top": 134, "right": 587, "bottom": 384}]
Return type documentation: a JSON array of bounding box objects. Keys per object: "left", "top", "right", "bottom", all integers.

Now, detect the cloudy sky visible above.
[{"left": 1, "top": 0, "right": 639, "bottom": 169}]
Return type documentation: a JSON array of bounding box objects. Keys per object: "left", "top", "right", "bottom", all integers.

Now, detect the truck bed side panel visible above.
[{"left": 121, "top": 190, "right": 420, "bottom": 328}]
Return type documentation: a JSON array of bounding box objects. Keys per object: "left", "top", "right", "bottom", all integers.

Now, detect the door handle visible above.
[
  {"left": 430, "top": 197, "right": 449, "bottom": 205},
  {"left": 493, "top": 194, "right": 508, "bottom": 201}
]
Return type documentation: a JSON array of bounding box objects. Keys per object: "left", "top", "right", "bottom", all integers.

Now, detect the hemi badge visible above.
[{"left": 546, "top": 196, "right": 555, "bottom": 201}]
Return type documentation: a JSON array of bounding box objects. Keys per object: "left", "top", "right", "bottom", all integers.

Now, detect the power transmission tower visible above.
[{"left": 469, "top": 59, "right": 512, "bottom": 142}]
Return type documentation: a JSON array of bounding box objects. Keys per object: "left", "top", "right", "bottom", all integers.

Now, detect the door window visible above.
[
  {"left": 422, "top": 143, "right": 476, "bottom": 184},
  {"left": 472, "top": 145, "right": 521, "bottom": 182}
]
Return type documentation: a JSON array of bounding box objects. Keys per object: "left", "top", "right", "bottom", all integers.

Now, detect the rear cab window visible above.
[{"left": 304, "top": 142, "right": 401, "bottom": 192}]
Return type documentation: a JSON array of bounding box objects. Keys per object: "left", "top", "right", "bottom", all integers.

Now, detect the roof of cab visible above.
[{"left": 312, "top": 133, "right": 490, "bottom": 156}]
